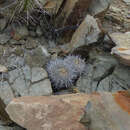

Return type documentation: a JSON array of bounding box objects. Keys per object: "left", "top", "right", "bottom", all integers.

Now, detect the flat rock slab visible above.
[
  {"left": 6, "top": 94, "right": 89, "bottom": 130},
  {"left": 6, "top": 91, "right": 130, "bottom": 130}
]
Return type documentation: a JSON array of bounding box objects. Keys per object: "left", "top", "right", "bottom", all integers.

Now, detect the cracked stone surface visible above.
[
  {"left": 0, "top": 45, "right": 52, "bottom": 105},
  {"left": 0, "top": 81, "right": 14, "bottom": 105},
  {"left": 75, "top": 51, "right": 130, "bottom": 93},
  {"left": 8, "top": 65, "right": 52, "bottom": 97}
]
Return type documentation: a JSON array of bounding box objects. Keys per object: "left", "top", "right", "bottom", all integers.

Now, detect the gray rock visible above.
[
  {"left": 0, "top": 18, "right": 7, "bottom": 31},
  {"left": 25, "top": 37, "right": 38, "bottom": 49},
  {"left": 9, "top": 68, "right": 22, "bottom": 84},
  {"left": 11, "top": 74, "right": 30, "bottom": 96},
  {"left": 9, "top": 39, "right": 26, "bottom": 45},
  {"left": 88, "top": 0, "right": 111, "bottom": 17},
  {"left": 9, "top": 39, "right": 18, "bottom": 45},
  {"left": 25, "top": 46, "right": 50, "bottom": 67},
  {"left": 77, "top": 54, "right": 130, "bottom": 93},
  {"left": 70, "top": 15, "right": 103, "bottom": 50},
  {"left": 97, "top": 75, "right": 124, "bottom": 92},
  {"left": 22, "top": 65, "right": 31, "bottom": 81},
  {"left": 29, "top": 79, "right": 52, "bottom": 96},
  {"left": 76, "top": 54, "right": 118, "bottom": 93},
  {"left": 0, "top": 33, "right": 11, "bottom": 44},
  {"left": 111, "top": 64, "right": 130, "bottom": 90},
  {"left": 0, "top": 125, "right": 25, "bottom": 130},
  {"left": 9, "top": 65, "right": 52, "bottom": 97},
  {"left": 76, "top": 64, "right": 97, "bottom": 93},
  {"left": 0, "top": 125, "right": 11, "bottom": 130},
  {"left": 9, "top": 65, "right": 31, "bottom": 97},
  {"left": 31, "top": 67, "right": 48, "bottom": 82},
  {"left": 7, "top": 55, "right": 25, "bottom": 68},
  {"left": 36, "top": 26, "right": 42, "bottom": 37},
  {"left": 0, "top": 81, "right": 14, "bottom": 105}
]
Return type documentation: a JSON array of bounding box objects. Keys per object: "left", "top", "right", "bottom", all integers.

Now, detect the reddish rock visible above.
[
  {"left": 113, "top": 91, "right": 130, "bottom": 114},
  {"left": 81, "top": 91, "right": 130, "bottom": 130},
  {"left": 6, "top": 94, "right": 89, "bottom": 130}
]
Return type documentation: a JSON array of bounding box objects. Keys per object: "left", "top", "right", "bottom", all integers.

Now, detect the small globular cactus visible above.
[
  {"left": 64, "top": 55, "right": 86, "bottom": 75},
  {"left": 46, "top": 55, "right": 86, "bottom": 91},
  {"left": 46, "top": 58, "right": 78, "bottom": 91}
]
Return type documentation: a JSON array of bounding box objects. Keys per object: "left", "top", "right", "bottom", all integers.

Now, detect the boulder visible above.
[
  {"left": 6, "top": 91, "right": 130, "bottom": 130},
  {"left": 81, "top": 91, "right": 130, "bottom": 130},
  {"left": 6, "top": 94, "right": 89, "bottom": 130},
  {"left": 69, "top": 15, "right": 103, "bottom": 51}
]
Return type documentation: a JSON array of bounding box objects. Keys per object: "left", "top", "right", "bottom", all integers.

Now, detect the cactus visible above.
[
  {"left": 64, "top": 55, "right": 86, "bottom": 75},
  {"left": 46, "top": 55, "right": 86, "bottom": 91},
  {"left": 46, "top": 58, "right": 78, "bottom": 91}
]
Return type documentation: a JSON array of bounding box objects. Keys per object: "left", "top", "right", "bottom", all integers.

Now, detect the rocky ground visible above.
[{"left": 0, "top": 0, "right": 130, "bottom": 130}]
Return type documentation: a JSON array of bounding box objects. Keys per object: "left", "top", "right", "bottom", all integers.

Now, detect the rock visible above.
[
  {"left": 111, "top": 32, "right": 130, "bottom": 66},
  {"left": 69, "top": 15, "right": 103, "bottom": 51},
  {"left": 0, "top": 33, "right": 11, "bottom": 44},
  {"left": 29, "top": 67, "right": 52, "bottom": 96},
  {"left": 76, "top": 53, "right": 130, "bottom": 93},
  {"left": 76, "top": 52, "right": 122, "bottom": 93},
  {"left": 9, "top": 39, "right": 26, "bottom": 45},
  {"left": 31, "top": 67, "right": 48, "bottom": 82},
  {"left": 9, "top": 65, "right": 52, "bottom": 97},
  {"left": 36, "top": 26, "right": 42, "bottom": 37},
  {"left": 25, "top": 46, "right": 50, "bottom": 67},
  {"left": 11, "top": 72, "right": 30, "bottom": 96},
  {"left": 124, "top": 21, "right": 130, "bottom": 31},
  {"left": 7, "top": 55, "right": 25, "bottom": 68},
  {"left": 25, "top": 37, "right": 38, "bottom": 49},
  {"left": 0, "top": 124, "right": 25, "bottom": 130},
  {"left": 88, "top": 0, "right": 111, "bottom": 18},
  {"left": 0, "top": 81, "right": 14, "bottom": 105},
  {"left": 0, "top": 65, "right": 8, "bottom": 72},
  {"left": 11, "top": 25, "right": 29, "bottom": 40},
  {"left": 81, "top": 91, "right": 130, "bottom": 130},
  {"left": 0, "top": 126, "right": 13, "bottom": 130},
  {"left": 110, "top": 64, "right": 130, "bottom": 90},
  {"left": 0, "top": 97, "right": 12, "bottom": 124},
  {"left": 6, "top": 94, "right": 89, "bottom": 130},
  {"left": 0, "top": 18, "right": 7, "bottom": 31},
  {"left": 29, "top": 79, "right": 52, "bottom": 96}
]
